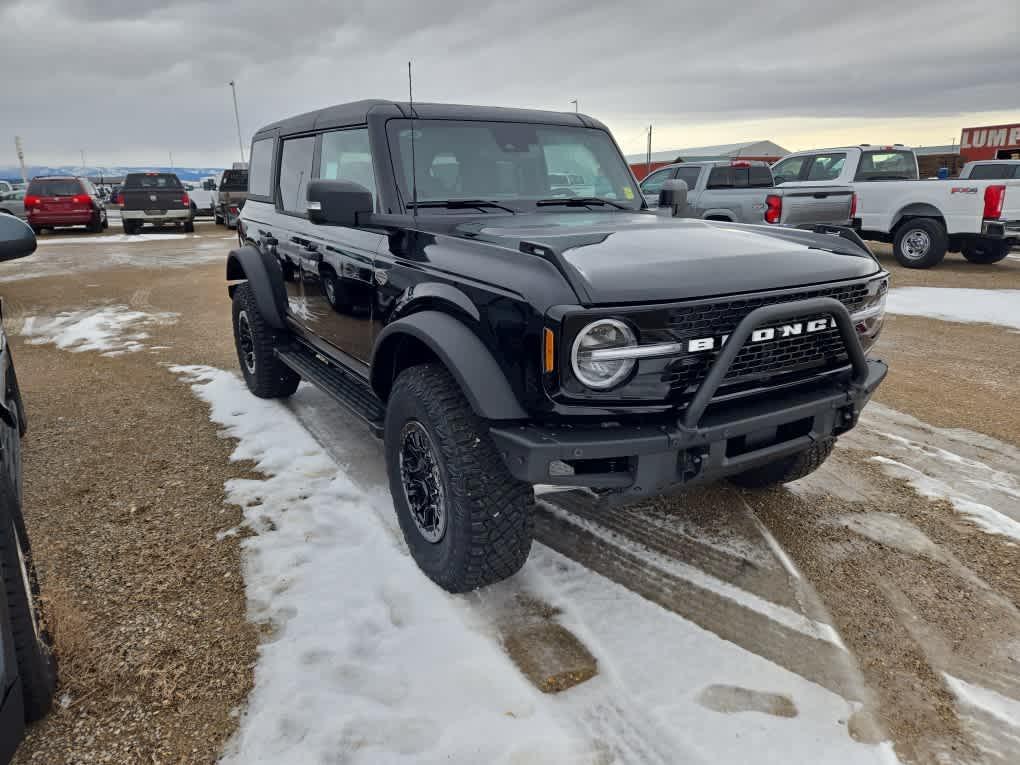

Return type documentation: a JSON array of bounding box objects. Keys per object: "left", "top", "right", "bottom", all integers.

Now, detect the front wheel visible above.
[
  {"left": 729, "top": 438, "right": 835, "bottom": 489},
  {"left": 384, "top": 364, "right": 533, "bottom": 593},
  {"left": 231, "top": 283, "right": 300, "bottom": 398},
  {"left": 892, "top": 218, "right": 947, "bottom": 269},
  {"left": 961, "top": 239, "right": 1011, "bottom": 264},
  {"left": 0, "top": 511, "right": 56, "bottom": 721}
]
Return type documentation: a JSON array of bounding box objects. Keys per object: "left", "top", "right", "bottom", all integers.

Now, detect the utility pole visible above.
[
  {"left": 80, "top": 148, "right": 87, "bottom": 178},
  {"left": 14, "top": 137, "right": 27, "bottom": 185},
  {"left": 169, "top": 151, "right": 174, "bottom": 170},
  {"left": 570, "top": 99, "right": 578, "bottom": 113},
  {"left": 229, "top": 81, "right": 245, "bottom": 164},
  {"left": 646, "top": 124, "right": 653, "bottom": 178}
]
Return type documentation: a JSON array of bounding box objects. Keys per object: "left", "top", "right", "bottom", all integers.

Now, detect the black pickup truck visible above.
[
  {"left": 120, "top": 172, "right": 194, "bottom": 234},
  {"left": 226, "top": 100, "right": 888, "bottom": 592}
]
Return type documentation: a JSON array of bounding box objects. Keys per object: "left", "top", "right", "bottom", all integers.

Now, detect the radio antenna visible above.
[{"left": 408, "top": 60, "right": 418, "bottom": 221}]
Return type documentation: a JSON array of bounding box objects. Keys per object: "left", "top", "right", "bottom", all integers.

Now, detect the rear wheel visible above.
[
  {"left": 892, "top": 218, "right": 947, "bottom": 269},
  {"left": 384, "top": 364, "right": 533, "bottom": 592},
  {"left": 122, "top": 221, "right": 138, "bottom": 235},
  {"left": 183, "top": 219, "right": 195, "bottom": 233},
  {"left": 231, "top": 283, "right": 300, "bottom": 398},
  {"left": 960, "top": 239, "right": 1011, "bottom": 264},
  {"left": 729, "top": 438, "right": 835, "bottom": 489},
  {"left": 86, "top": 214, "right": 102, "bottom": 233}
]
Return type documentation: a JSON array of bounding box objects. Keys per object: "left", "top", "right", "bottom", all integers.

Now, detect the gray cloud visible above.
[{"left": 1, "top": 0, "right": 1016, "bottom": 165}]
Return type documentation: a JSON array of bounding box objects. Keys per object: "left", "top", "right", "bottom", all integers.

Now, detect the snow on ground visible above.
[
  {"left": 172, "top": 365, "right": 896, "bottom": 765},
  {"left": 886, "top": 287, "right": 1020, "bottom": 330},
  {"left": 0, "top": 246, "right": 224, "bottom": 283},
  {"left": 36, "top": 233, "right": 188, "bottom": 246},
  {"left": 19, "top": 305, "right": 178, "bottom": 356}
]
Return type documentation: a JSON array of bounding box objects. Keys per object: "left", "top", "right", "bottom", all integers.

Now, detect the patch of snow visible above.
[
  {"left": 872, "top": 457, "right": 1020, "bottom": 543},
  {"left": 19, "top": 305, "right": 178, "bottom": 356},
  {"left": 170, "top": 366, "right": 586, "bottom": 765},
  {"left": 886, "top": 288, "right": 1020, "bottom": 330},
  {"left": 37, "top": 233, "right": 188, "bottom": 245},
  {"left": 944, "top": 674, "right": 1020, "bottom": 727}
]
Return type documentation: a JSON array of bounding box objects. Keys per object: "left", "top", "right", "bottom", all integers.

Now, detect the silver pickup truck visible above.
[{"left": 640, "top": 161, "right": 854, "bottom": 226}]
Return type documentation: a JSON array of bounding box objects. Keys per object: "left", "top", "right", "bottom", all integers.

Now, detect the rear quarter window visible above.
[
  {"left": 248, "top": 138, "right": 274, "bottom": 197},
  {"left": 966, "top": 164, "right": 1014, "bottom": 180}
]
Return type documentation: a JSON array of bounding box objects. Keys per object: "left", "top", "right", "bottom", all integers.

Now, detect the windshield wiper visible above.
[
  {"left": 536, "top": 196, "right": 628, "bottom": 210},
  {"left": 405, "top": 199, "right": 516, "bottom": 214}
]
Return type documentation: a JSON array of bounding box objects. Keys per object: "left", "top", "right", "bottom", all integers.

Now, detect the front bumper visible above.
[
  {"left": 491, "top": 295, "right": 887, "bottom": 498},
  {"left": 122, "top": 209, "right": 191, "bottom": 223}
]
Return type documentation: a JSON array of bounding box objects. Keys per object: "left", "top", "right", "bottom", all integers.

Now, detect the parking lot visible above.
[{"left": 3, "top": 222, "right": 1020, "bottom": 764}]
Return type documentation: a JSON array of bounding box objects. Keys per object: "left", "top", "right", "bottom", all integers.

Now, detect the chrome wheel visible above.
[
  {"left": 901, "top": 228, "right": 931, "bottom": 260},
  {"left": 237, "top": 310, "right": 256, "bottom": 374},
  {"left": 398, "top": 421, "right": 447, "bottom": 543},
  {"left": 324, "top": 276, "right": 337, "bottom": 306}
]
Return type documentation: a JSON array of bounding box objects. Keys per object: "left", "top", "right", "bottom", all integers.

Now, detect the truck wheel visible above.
[
  {"left": 729, "top": 438, "right": 835, "bottom": 489},
  {"left": 0, "top": 509, "right": 56, "bottom": 722},
  {"left": 231, "top": 283, "right": 299, "bottom": 399},
  {"left": 384, "top": 364, "right": 533, "bottom": 592},
  {"left": 892, "top": 218, "right": 946, "bottom": 269},
  {"left": 86, "top": 214, "right": 102, "bottom": 233},
  {"left": 122, "top": 221, "right": 136, "bottom": 235},
  {"left": 960, "top": 240, "right": 1011, "bottom": 264},
  {"left": 183, "top": 219, "right": 195, "bottom": 233}
]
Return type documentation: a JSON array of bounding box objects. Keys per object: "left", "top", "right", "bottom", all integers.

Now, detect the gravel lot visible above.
[{"left": 2, "top": 225, "right": 1019, "bottom": 763}]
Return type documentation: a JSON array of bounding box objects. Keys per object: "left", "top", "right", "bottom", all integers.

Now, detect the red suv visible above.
[{"left": 24, "top": 176, "right": 108, "bottom": 234}]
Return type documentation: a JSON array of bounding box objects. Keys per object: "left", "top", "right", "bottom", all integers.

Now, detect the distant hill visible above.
[{"left": 0, "top": 165, "right": 226, "bottom": 184}]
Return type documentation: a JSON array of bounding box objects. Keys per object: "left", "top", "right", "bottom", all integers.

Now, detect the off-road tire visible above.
[
  {"left": 729, "top": 437, "right": 835, "bottom": 489},
  {"left": 183, "top": 219, "right": 195, "bottom": 233},
  {"left": 231, "top": 283, "right": 299, "bottom": 399},
  {"left": 892, "top": 218, "right": 947, "bottom": 269},
  {"left": 960, "top": 239, "right": 1011, "bottom": 264},
  {"left": 384, "top": 364, "right": 533, "bottom": 592},
  {"left": 0, "top": 507, "right": 55, "bottom": 722},
  {"left": 122, "top": 221, "right": 138, "bottom": 235}
]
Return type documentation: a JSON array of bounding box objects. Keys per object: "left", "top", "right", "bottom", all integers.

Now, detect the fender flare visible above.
[
  {"left": 890, "top": 202, "right": 945, "bottom": 231},
  {"left": 371, "top": 311, "right": 528, "bottom": 421},
  {"left": 225, "top": 245, "right": 287, "bottom": 329},
  {"left": 702, "top": 209, "right": 736, "bottom": 222}
]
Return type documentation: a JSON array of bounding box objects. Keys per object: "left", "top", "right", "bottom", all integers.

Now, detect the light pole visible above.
[
  {"left": 80, "top": 148, "right": 87, "bottom": 178},
  {"left": 15, "top": 137, "right": 27, "bottom": 185},
  {"left": 229, "top": 81, "right": 246, "bottom": 164},
  {"left": 570, "top": 99, "right": 578, "bottom": 113}
]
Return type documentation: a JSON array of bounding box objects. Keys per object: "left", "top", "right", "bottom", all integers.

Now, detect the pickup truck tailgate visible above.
[
  {"left": 122, "top": 188, "right": 187, "bottom": 212},
  {"left": 1000, "top": 181, "right": 1020, "bottom": 226},
  {"left": 780, "top": 186, "right": 854, "bottom": 226}
]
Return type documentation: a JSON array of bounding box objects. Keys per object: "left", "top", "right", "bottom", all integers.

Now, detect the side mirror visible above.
[
  {"left": 307, "top": 179, "right": 373, "bottom": 226},
  {"left": 0, "top": 214, "right": 37, "bottom": 261},
  {"left": 658, "top": 179, "right": 689, "bottom": 217}
]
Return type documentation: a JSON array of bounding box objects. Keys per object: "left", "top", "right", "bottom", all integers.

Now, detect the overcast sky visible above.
[{"left": 1, "top": 0, "right": 1017, "bottom": 167}]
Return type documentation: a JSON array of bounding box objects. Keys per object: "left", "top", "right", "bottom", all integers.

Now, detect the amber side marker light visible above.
[{"left": 543, "top": 328, "right": 555, "bottom": 373}]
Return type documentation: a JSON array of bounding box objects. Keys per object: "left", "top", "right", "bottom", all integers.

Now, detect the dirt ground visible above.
[{"left": 2, "top": 227, "right": 1019, "bottom": 763}]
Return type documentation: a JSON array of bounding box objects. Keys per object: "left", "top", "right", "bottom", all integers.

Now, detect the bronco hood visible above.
[{"left": 450, "top": 212, "right": 881, "bottom": 305}]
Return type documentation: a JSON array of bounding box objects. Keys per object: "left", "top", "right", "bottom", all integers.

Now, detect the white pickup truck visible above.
[{"left": 773, "top": 146, "right": 1020, "bottom": 268}]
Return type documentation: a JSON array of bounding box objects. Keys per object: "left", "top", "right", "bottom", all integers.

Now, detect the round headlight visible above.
[{"left": 571, "top": 319, "right": 637, "bottom": 390}]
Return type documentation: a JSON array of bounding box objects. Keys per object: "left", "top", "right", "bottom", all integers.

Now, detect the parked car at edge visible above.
[
  {"left": 0, "top": 214, "right": 57, "bottom": 763},
  {"left": 0, "top": 193, "right": 25, "bottom": 220},
  {"left": 214, "top": 169, "right": 248, "bottom": 228},
  {"left": 184, "top": 181, "right": 216, "bottom": 218},
  {"left": 119, "top": 172, "right": 194, "bottom": 234},
  {"left": 772, "top": 146, "right": 1020, "bottom": 267},
  {"left": 0, "top": 184, "right": 10, "bottom": 196},
  {"left": 640, "top": 160, "right": 854, "bottom": 226},
  {"left": 958, "top": 160, "right": 1020, "bottom": 180},
  {"left": 226, "top": 99, "right": 888, "bottom": 593},
  {"left": 24, "top": 176, "right": 108, "bottom": 234}
]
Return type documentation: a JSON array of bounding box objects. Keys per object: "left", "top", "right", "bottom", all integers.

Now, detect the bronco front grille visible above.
[{"left": 656, "top": 282, "right": 870, "bottom": 396}]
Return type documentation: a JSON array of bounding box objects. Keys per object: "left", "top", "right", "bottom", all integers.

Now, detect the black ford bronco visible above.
[{"left": 226, "top": 100, "right": 888, "bottom": 592}]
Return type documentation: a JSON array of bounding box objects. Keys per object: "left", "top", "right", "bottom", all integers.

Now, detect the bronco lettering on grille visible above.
[{"left": 686, "top": 317, "right": 836, "bottom": 353}]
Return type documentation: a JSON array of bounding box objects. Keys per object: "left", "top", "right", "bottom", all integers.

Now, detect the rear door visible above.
[{"left": 122, "top": 173, "right": 184, "bottom": 213}]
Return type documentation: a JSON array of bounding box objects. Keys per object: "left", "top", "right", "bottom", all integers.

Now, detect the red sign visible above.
[{"left": 959, "top": 123, "right": 1020, "bottom": 162}]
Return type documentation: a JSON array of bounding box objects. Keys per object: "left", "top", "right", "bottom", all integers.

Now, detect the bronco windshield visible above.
[{"left": 386, "top": 119, "right": 641, "bottom": 211}]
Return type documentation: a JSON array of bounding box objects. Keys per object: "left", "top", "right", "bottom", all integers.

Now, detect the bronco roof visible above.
[{"left": 252, "top": 99, "right": 607, "bottom": 139}]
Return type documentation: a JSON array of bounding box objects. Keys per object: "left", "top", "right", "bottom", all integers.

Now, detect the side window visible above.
[
  {"left": 1015, "top": 166, "right": 1020, "bottom": 179},
  {"left": 248, "top": 138, "right": 274, "bottom": 197},
  {"left": 277, "top": 136, "right": 316, "bottom": 215},
  {"left": 772, "top": 155, "right": 807, "bottom": 184},
  {"left": 805, "top": 153, "right": 847, "bottom": 181},
  {"left": 748, "top": 166, "right": 773, "bottom": 187},
  {"left": 319, "top": 128, "right": 376, "bottom": 205},
  {"left": 639, "top": 167, "right": 675, "bottom": 195},
  {"left": 968, "top": 164, "right": 1011, "bottom": 180},
  {"left": 673, "top": 166, "right": 702, "bottom": 189},
  {"left": 706, "top": 167, "right": 734, "bottom": 189}
]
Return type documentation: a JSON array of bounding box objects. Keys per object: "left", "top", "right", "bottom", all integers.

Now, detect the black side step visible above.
[{"left": 276, "top": 344, "right": 385, "bottom": 436}]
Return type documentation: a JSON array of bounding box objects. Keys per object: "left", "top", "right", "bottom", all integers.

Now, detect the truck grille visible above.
[{"left": 659, "top": 282, "right": 870, "bottom": 396}]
